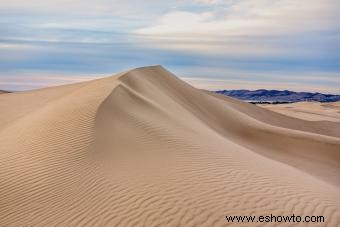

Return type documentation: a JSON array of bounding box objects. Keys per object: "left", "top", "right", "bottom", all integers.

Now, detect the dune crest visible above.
[{"left": 1, "top": 66, "right": 340, "bottom": 226}]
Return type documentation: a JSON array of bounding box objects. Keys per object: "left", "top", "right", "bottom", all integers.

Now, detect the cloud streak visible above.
[
  {"left": 135, "top": 0, "right": 340, "bottom": 56},
  {"left": 0, "top": 0, "right": 339, "bottom": 92}
]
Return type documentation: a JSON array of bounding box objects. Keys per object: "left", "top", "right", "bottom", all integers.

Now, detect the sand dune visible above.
[{"left": 1, "top": 66, "right": 340, "bottom": 226}]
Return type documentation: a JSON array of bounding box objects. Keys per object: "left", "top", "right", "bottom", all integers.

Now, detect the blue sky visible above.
[{"left": 0, "top": 0, "right": 339, "bottom": 92}]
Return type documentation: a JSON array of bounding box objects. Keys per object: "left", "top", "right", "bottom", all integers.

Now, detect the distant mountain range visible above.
[{"left": 215, "top": 89, "right": 340, "bottom": 103}]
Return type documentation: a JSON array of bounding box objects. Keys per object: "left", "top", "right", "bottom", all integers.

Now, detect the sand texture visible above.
[
  {"left": 1, "top": 66, "right": 340, "bottom": 226},
  {"left": 260, "top": 102, "right": 340, "bottom": 122}
]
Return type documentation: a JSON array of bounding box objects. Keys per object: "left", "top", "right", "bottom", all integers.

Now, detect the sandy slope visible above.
[
  {"left": 259, "top": 102, "right": 340, "bottom": 122},
  {"left": 0, "top": 66, "right": 339, "bottom": 226}
]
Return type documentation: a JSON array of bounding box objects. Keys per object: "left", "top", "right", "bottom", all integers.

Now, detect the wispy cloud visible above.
[
  {"left": 179, "top": 66, "right": 340, "bottom": 93},
  {"left": 135, "top": 0, "right": 339, "bottom": 56},
  {"left": 0, "top": 0, "right": 339, "bottom": 92}
]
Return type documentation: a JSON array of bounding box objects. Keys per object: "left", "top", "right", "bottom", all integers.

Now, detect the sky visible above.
[{"left": 0, "top": 0, "right": 339, "bottom": 93}]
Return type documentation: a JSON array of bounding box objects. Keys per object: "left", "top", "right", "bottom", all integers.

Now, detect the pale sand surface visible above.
[
  {"left": 0, "top": 66, "right": 339, "bottom": 226},
  {"left": 260, "top": 102, "right": 340, "bottom": 122}
]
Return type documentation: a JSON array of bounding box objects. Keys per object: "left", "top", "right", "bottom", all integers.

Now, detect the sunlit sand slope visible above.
[{"left": 259, "top": 102, "right": 340, "bottom": 122}]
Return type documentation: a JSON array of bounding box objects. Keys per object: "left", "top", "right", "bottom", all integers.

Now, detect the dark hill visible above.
[{"left": 215, "top": 89, "right": 340, "bottom": 103}]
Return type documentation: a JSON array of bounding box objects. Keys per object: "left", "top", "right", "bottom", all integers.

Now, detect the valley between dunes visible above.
[{"left": 0, "top": 66, "right": 339, "bottom": 226}]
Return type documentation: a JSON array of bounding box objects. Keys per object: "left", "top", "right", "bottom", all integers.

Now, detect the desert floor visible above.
[{"left": 260, "top": 102, "right": 340, "bottom": 122}]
